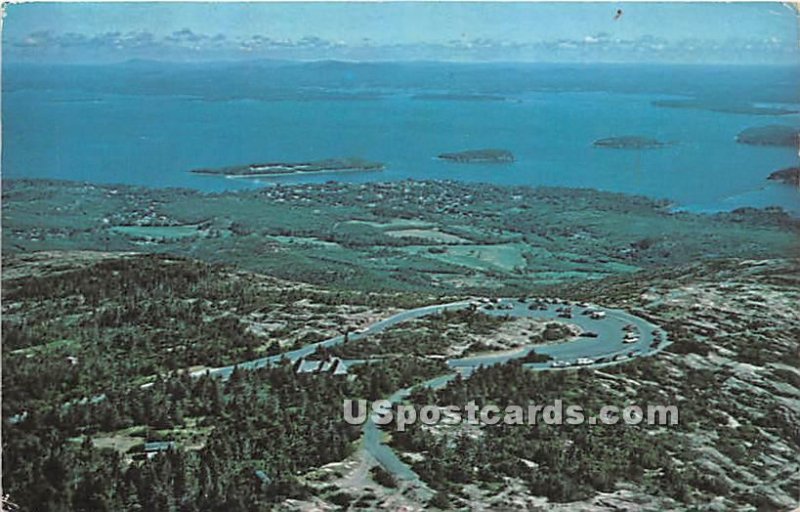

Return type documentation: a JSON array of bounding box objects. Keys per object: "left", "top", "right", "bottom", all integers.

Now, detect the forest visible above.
[{"left": 3, "top": 353, "right": 449, "bottom": 511}]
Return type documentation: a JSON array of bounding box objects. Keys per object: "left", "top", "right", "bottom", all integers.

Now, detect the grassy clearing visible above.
[
  {"left": 111, "top": 224, "right": 204, "bottom": 239},
  {"left": 385, "top": 229, "right": 469, "bottom": 244},
  {"left": 403, "top": 243, "right": 528, "bottom": 272},
  {"left": 343, "top": 219, "right": 434, "bottom": 230}
]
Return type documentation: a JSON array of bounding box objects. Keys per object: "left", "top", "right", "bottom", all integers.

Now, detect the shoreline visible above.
[{"left": 6, "top": 175, "right": 798, "bottom": 219}]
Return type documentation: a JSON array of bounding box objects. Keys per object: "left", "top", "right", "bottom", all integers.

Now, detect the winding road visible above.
[{"left": 195, "top": 297, "right": 669, "bottom": 488}]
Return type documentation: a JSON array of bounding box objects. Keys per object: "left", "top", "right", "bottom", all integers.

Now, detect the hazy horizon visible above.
[{"left": 4, "top": 2, "right": 798, "bottom": 65}]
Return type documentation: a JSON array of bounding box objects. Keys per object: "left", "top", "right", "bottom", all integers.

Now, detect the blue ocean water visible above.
[{"left": 3, "top": 62, "right": 799, "bottom": 214}]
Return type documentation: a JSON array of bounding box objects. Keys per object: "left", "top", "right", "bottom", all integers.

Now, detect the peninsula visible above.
[
  {"left": 191, "top": 157, "right": 384, "bottom": 178},
  {"left": 437, "top": 148, "right": 515, "bottom": 163}
]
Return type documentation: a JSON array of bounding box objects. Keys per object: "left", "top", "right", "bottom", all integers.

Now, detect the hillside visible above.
[{"left": 3, "top": 252, "right": 798, "bottom": 510}]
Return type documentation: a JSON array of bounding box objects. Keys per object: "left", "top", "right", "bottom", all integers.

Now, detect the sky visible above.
[{"left": 3, "top": 2, "right": 799, "bottom": 65}]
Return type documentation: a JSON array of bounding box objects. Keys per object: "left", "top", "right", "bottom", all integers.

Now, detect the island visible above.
[
  {"left": 736, "top": 125, "right": 800, "bottom": 147},
  {"left": 653, "top": 99, "right": 798, "bottom": 116},
  {"left": 592, "top": 136, "right": 665, "bottom": 149},
  {"left": 412, "top": 93, "right": 507, "bottom": 102},
  {"left": 191, "top": 157, "right": 384, "bottom": 177},
  {"left": 767, "top": 167, "right": 800, "bottom": 186},
  {"left": 437, "top": 149, "right": 515, "bottom": 163}
]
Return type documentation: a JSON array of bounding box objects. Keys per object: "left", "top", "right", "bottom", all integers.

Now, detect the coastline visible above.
[{"left": 673, "top": 181, "right": 800, "bottom": 218}]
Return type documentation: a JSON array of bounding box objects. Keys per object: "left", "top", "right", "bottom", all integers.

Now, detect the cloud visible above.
[
  {"left": 11, "top": 30, "right": 161, "bottom": 51},
  {"left": 5, "top": 28, "right": 798, "bottom": 64},
  {"left": 163, "top": 28, "right": 229, "bottom": 50},
  {"left": 12, "top": 30, "right": 73, "bottom": 48}
]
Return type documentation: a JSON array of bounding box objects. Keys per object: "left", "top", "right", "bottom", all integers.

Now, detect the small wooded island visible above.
[
  {"left": 438, "top": 149, "right": 515, "bottom": 163},
  {"left": 592, "top": 136, "right": 665, "bottom": 149},
  {"left": 767, "top": 167, "right": 800, "bottom": 186},
  {"left": 191, "top": 157, "right": 384, "bottom": 177},
  {"left": 736, "top": 125, "right": 800, "bottom": 147}
]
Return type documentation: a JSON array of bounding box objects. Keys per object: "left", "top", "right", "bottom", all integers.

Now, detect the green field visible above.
[
  {"left": 110, "top": 224, "right": 205, "bottom": 239},
  {"left": 402, "top": 243, "right": 527, "bottom": 272}
]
